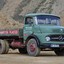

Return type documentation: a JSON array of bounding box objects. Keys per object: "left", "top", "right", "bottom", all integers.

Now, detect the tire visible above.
[
  {"left": 18, "top": 47, "right": 27, "bottom": 54},
  {"left": 4, "top": 40, "right": 9, "bottom": 54},
  {"left": 0, "top": 40, "right": 9, "bottom": 54},
  {"left": 27, "top": 38, "right": 40, "bottom": 56},
  {"left": 54, "top": 48, "right": 64, "bottom": 56},
  {"left": 0, "top": 40, "right": 6, "bottom": 54}
]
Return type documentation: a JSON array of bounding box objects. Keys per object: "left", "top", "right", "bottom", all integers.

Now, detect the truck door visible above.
[{"left": 23, "top": 17, "right": 33, "bottom": 40}]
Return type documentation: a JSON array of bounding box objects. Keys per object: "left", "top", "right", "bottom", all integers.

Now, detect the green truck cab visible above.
[{"left": 0, "top": 13, "right": 64, "bottom": 56}]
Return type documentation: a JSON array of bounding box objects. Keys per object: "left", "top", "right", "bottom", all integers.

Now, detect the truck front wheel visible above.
[
  {"left": 54, "top": 48, "right": 64, "bottom": 56},
  {"left": 27, "top": 38, "right": 40, "bottom": 56}
]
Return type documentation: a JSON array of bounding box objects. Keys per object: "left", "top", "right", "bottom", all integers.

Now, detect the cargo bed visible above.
[{"left": 0, "top": 29, "right": 23, "bottom": 39}]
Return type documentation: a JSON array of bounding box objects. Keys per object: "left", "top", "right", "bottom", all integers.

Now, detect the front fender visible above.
[{"left": 25, "top": 35, "right": 40, "bottom": 47}]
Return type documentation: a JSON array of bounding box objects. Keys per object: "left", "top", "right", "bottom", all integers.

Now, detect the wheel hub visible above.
[{"left": 30, "top": 43, "right": 36, "bottom": 52}]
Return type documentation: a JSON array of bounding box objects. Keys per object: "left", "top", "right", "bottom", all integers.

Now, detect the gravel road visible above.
[{"left": 0, "top": 49, "right": 64, "bottom": 64}]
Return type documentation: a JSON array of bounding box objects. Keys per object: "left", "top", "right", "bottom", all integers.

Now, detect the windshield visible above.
[{"left": 36, "top": 15, "right": 60, "bottom": 25}]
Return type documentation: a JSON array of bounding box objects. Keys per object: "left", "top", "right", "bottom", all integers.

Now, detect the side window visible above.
[{"left": 25, "top": 17, "right": 33, "bottom": 24}]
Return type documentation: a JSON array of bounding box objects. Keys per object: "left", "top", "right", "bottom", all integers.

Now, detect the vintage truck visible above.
[{"left": 0, "top": 13, "right": 64, "bottom": 56}]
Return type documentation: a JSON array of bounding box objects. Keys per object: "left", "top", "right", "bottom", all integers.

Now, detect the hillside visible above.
[
  {"left": 0, "top": 0, "right": 64, "bottom": 29},
  {"left": 0, "top": 12, "right": 23, "bottom": 29}
]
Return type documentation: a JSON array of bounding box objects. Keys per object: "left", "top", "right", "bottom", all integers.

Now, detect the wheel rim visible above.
[
  {"left": 27, "top": 39, "right": 37, "bottom": 54},
  {"left": 27, "top": 39, "right": 40, "bottom": 56},
  {"left": 30, "top": 43, "right": 36, "bottom": 52}
]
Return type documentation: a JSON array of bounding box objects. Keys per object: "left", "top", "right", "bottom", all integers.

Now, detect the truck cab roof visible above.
[{"left": 25, "top": 13, "right": 60, "bottom": 18}]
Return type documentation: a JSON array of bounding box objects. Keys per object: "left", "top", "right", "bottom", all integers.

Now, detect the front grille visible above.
[{"left": 49, "top": 35, "right": 64, "bottom": 42}]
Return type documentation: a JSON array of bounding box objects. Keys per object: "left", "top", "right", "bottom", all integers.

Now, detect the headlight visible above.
[{"left": 46, "top": 37, "right": 50, "bottom": 41}]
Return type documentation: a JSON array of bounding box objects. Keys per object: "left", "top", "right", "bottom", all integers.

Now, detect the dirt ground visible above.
[{"left": 0, "top": 49, "right": 64, "bottom": 64}]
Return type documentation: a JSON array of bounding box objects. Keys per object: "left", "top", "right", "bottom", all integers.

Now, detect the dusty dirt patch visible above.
[{"left": 0, "top": 50, "right": 64, "bottom": 64}]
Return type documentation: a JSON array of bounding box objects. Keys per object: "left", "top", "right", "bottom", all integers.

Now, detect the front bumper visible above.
[{"left": 39, "top": 43, "right": 64, "bottom": 48}]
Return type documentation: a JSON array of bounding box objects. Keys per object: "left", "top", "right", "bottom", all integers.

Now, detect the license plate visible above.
[{"left": 51, "top": 44, "right": 59, "bottom": 47}]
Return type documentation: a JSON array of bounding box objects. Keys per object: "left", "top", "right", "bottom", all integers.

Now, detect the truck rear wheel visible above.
[
  {"left": 18, "top": 47, "right": 27, "bottom": 54},
  {"left": 0, "top": 40, "right": 9, "bottom": 54},
  {"left": 54, "top": 48, "right": 64, "bottom": 56},
  {"left": 0, "top": 40, "right": 6, "bottom": 54},
  {"left": 27, "top": 38, "right": 40, "bottom": 56},
  {"left": 4, "top": 40, "right": 9, "bottom": 54}
]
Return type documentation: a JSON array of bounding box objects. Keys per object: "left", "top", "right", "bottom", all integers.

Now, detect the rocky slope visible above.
[
  {"left": 0, "top": 12, "right": 23, "bottom": 29},
  {"left": 0, "top": 0, "right": 64, "bottom": 29}
]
